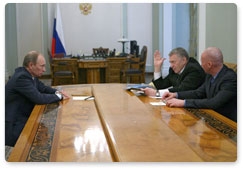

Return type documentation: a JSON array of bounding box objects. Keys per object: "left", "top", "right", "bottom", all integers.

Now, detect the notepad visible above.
[
  {"left": 150, "top": 102, "right": 166, "bottom": 106},
  {"left": 149, "top": 96, "right": 162, "bottom": 99}
]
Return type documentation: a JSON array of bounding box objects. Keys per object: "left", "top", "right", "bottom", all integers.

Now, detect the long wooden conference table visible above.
[{"left": 8, "top": 84, "right": 237, "bottom": 162}]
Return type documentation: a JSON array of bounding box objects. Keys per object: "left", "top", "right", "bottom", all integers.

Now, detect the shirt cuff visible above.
[
  {"left": 55, "top": 91, "right": 63, "bottom": 100},
  {"left": 154, "top": 72, "right": 161, "bottom": 80},
  {"left": 158, "top": 89, "right": 169, "bottom": 97}
]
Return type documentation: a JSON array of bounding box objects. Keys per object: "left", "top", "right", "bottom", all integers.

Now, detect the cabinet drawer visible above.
[
  {"left": 79, "top": 61, "right": 107, "bottom": 68},
  {"left": 109, "top": 63, "right": 123, "bottom": 69}
]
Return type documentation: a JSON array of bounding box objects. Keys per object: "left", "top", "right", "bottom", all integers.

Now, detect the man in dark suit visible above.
[
  {"left": 162, "top": 47, "right": 237, "bottom": 122},
  {"left": 142, "top": 47, "right": 205, "bottom": 96},
  {"left": 5, "top": 51, "right": 69, "bottom": 147}
]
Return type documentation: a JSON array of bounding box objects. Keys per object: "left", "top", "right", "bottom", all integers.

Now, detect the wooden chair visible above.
[
  {"left": 224, "top": 62, "right": 237, "bottom": 73},
  {"left": 51, "top": 58, "right": 78, "bottom": 86},
  {"left": 47, "top": 50, "right": 65, "bottom": 74},
  {"left": 120, "top": 46, "right": 147, "bottom": 83},
  {"left": 93, "top": 47, "right": 109, "bottom": 56},
  {"left": 106, "top": 57, "right": 127, "bottom": 83}
]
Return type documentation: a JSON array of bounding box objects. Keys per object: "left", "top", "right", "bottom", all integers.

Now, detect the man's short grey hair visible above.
[
  {"left": 169, "top": 47, "right": 189, "bottom": 60},
  {"left": 23, "top": 51, "right": 41, "bottom": 67}
]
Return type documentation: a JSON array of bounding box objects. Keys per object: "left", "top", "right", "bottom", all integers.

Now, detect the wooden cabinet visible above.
[
  {"left": 78, "top": 60, "right": 107, "bottom": 68},
  {"left": 54, "top": 57, "right": 129, "bottom": 84},
  {"left": 78, "top": 59, "right": 107, "bottom": 83},
  {"left": 106, "top": 57, "right": 126, "bottom": 83}
]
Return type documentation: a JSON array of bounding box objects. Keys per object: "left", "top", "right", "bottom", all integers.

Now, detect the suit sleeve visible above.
[
  {"left": 178, "top": 73, "right": 237, "bottom": 110},
  {"left": 15, "top": 74, "right": 61, "bottom": 104},
  {"left": 169, "top": 66, "right": 205, "bottom": 92},
  {"left": 36, "top": 79, "right": 56, "bottom": 93},
  {"left": 152, "top": 64, "right": 205, "bottom": 92},
  {"left": 152, "top": 75, "right": 172, "bottom": 90}
]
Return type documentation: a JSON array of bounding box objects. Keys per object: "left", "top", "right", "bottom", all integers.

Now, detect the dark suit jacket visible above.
[
  {"left": 5, "top": 67, "right": 61, "bottom": 146},
  {"left": 152, "top": 57, "right": 206, "bottom": 92},
  {"left": 178, "top": 65, "right": 237, "bottom": 122}
]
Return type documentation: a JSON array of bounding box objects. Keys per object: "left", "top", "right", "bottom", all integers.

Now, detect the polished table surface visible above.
[{"left": 8, "top": 84, "right": 237, "bottom": 162}]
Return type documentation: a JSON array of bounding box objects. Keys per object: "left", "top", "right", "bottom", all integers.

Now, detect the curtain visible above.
[{"left": 189, "top": 4, "right": 198, "bottom": 58}]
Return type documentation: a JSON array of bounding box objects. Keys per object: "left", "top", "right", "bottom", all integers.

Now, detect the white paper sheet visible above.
[{"left": 150, "top": 102, "right": 166, "bottom": 106}]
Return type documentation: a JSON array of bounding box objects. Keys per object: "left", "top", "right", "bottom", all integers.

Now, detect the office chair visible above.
[
  {"left": 93, "top": 47, "right": 109, "bottom": 56},
  {"left": 120, "top": 46, "right": 147, "bottom": 83},
  {"left": 224, "top": 62, "right": 237, "bottom": 73},
  {"left": 48, "top": 49, "right": 78, "bottom": 86},
  {"left": 51, "top": 58, "right": 78, "bottom": 86}
]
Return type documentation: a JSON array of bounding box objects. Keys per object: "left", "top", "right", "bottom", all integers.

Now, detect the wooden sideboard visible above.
[
  {"left": 78, "top": 57, "right": 128, "bottom": 84},
  {"left": 51, "top": 57, "right": 137, "bottom": 84},
  {"left": 78, "top": 59, "right": 107, "bottom": 84}
]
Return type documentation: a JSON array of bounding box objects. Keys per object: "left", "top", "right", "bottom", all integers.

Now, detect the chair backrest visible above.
[
  {"left": 140, "top": 46, "right": 147, "bottom": 61},
  {"left": 120, "top": 46, "right": 147, "bottom": 83},
  {"left": 51, "top": 58, "right": 78, "bottom": 79},
  {"left": 126, "top": 46, "right": 147, "bottom": 73},
  {"left": 53, "top": 53, "right": 65, "bottom": 58},
  {"left": 224, "top": 62, "right": 237, "bottom": 73},
  {"left": 139, "top": 46, "right": 147, "bottom": 72},
  {"left": 93, "top": 47, "right": 109, "bottom": 55},
  {"left": 47, "top": 49, "right": 53, "bottom": 73},
  {"left": 52, "top": 58, "right": 77, "bottom": 71},
  {"left": 51, "top": 58, "right": 78, "bottom": 85}
]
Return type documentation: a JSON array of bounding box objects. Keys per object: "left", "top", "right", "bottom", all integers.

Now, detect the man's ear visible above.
[
  {"left": 207, "top": 61, "right": 213, "bottom": 68},
  {"left": 28, "top": 62, "right": 34, "bottom": 69}
]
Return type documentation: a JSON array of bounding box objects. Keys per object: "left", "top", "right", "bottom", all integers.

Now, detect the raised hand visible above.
[{"left": 154, "top": 50, "right": 166, "bottom": 72}]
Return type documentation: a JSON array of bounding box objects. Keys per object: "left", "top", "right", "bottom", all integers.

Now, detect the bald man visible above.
[
  {"left": 5, "top": 51, "right": 69, "bottom": 146},
  {"left": 162, "top": 47, "right": 237, "bottom": 122}
]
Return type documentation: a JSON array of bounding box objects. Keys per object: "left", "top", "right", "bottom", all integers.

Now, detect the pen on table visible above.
[
  {"left": 72, "top": 94, "right": 82, "bottom": 96},
  {"left": 84, "top": 96, "right": 94, "bottom": 100},
  {"left": 71, "top": 94, "right": 89, "bottom": 96},
  {"left": 162, "top": 99, "right": 167, "bottom": 104}
]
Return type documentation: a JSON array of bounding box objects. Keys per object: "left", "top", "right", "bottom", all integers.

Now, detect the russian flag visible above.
[{"left": 51, "top": 4, "right": 66, "bottom": 57}]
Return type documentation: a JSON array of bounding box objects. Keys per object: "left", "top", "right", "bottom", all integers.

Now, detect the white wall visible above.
[
  {"left": 127, "top": 4, "right": 152, "bottom": 72},
  {"left": 51, "top": 3, "right": 123, "bottom": 55},
  {"left": 16, "top": 4, "right": 43, "bottom": 66},
  {"left": 48, "top": 3, "right": 153, "bottom": 62},
  {"left": 198, "top": 3, "right": 237, "bottom": 63},
  {"left": 206, "top": 3, "right": 237, "bottom": 63}
]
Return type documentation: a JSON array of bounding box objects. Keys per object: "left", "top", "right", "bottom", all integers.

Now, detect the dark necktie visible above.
[{"left": 210, "top": 77, "right": 215, "bottom": 83}]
